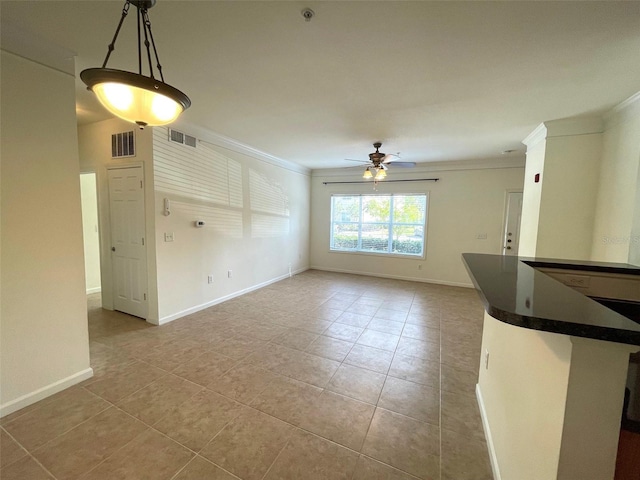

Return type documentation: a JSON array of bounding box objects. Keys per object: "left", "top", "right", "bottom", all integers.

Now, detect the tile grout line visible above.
[{"left": 61, "top": 279, "right": 483, "bottom": 480}]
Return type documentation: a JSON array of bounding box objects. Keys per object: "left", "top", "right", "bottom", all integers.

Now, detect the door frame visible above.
[
  {"left": 502, "top": 189, "right": 523, "bottom": 256},
  {"left": 105, "top": 161, "right": 149, "bottom": 319},
  {"left": 79, "top": 171, "right": 102, "bottom": 295}
]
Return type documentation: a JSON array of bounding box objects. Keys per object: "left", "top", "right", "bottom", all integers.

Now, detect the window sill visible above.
[{"left": 328, "top": 249, "right": 426, "bottom": 260}]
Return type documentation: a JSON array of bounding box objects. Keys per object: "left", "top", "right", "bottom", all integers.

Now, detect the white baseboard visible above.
[
  {"left": 308, "top": 265, "right": 474, "bottom": 288},
  {"left": 0, "top": 367, "right": 94, "bottom": 418},
  {"left": 86, "top": 287, "right": 101, "bottom": 295},
  {"left": 158, "top": 267, "right": 309, "bottom": 325},
  {"left": 476, "top": 383, "right": 501, "bottom": 480}
]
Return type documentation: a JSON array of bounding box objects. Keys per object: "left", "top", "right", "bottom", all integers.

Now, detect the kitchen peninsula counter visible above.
[
  {"left": 462, "top": 253, "right": 640, "bottom": 346},
  {"left": 462, "top": 253, "right": 640, "bottom": 480}
]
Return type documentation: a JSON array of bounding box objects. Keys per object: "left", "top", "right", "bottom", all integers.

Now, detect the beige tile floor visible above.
[{"left": 0, "top": 270, "right": 492, "bottom": 480}]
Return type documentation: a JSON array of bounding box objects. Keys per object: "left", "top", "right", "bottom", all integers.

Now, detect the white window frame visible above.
[{"left": 329, "top": 193, "right": 428, "bottom": 259}]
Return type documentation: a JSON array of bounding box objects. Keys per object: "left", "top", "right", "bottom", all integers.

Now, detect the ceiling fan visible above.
[{"left": 345, "top": 142, "right": 416, "bottom": 180}]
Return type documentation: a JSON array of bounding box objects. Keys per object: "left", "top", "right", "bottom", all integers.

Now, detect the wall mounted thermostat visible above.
[{"left": 195, "top": 220, "right": 205, "bottom": 228}]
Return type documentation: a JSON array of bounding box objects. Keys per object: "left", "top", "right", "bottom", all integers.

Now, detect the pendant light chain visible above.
[
  {"left": 142, "top": 9, "right": 165, "bottom": 83},
  {"left": 101, "top": 0, "right": 131, "bottom": 68},
  {"left": 136, "top": 4, "right": 142, "bottom": 75},
  {"left": 81, "top": 0, "right": 191, "bottom": 128},
  {"left": 140, "top": 8, "right": 155, "bottom": 79},
  {"left": 99, "top": 0, "right": 165, "bottom": 83}
]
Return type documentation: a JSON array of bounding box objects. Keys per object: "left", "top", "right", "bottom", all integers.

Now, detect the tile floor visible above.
[{"left": 0, "top": 270, "right": 492, "bottom": 480}]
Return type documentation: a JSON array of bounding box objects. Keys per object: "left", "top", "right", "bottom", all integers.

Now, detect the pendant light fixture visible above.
[{"left": 81, "top": 0, "right": 191, "bottom": 129}]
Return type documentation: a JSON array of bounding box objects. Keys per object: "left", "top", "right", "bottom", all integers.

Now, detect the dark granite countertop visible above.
[{"left": 462, "top": 253, "right": 640, "bottom": 346}]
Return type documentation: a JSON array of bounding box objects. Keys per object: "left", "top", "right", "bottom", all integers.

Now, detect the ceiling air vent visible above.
[
  {"left": 111, "top": 131, "right": 135, "bottom": 158},
  {"left": 169, "top": 128, "right": 197, "bottom": 148}
]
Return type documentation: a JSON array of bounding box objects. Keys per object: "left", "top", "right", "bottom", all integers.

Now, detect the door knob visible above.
[
  {"left": 506, "top": 246, "right": 512, "bottom": 250},
  {"left": 111, "top": 247, "right": 116, "bottom": 252}
]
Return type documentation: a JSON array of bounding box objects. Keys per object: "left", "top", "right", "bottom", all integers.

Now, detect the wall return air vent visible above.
[
  {"left": 111, "top": 130, "right": 135, "bottom": 158},
  {"left": 169, "top": 128, "right": 197, "bottom": 148}
]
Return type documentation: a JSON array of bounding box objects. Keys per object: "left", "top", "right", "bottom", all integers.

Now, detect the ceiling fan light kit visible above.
[
  {"left": 350, "top": 142, "right": 415, "bottom": 184},
  {"left": 80, "top": 0, "right": 191, "bottom": 129}
]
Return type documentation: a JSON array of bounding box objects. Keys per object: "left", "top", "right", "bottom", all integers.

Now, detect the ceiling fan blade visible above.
[
  {"left": 386, "top": 161, "right": 416, "bottom": 168},
  {"left": 344, "top": 158, "right": 370, "bottom": 164},
  {"left": 381, "top": 153, "right": 401, "bottom": 163}
]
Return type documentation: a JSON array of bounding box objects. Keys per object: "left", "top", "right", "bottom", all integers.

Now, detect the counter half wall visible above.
[{"left": 462, "top": 254, "right": 640, "bottom": 480}]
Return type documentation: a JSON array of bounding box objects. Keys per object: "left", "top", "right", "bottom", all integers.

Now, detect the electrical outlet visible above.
[
  {"left": 476, "top": 233, "right": 488, "bottom": 240},
  {"left": 164, "top": 232, "right": 174, "bottom": 242},
  {"left": 484, "top": 349, "right": 490, "bottom": 370},
  {"left": 228, "top": 270, "right": 232, "bottom": 279},
  {"left": 207, "top": 275, "right": 213, "bottom": 284}
]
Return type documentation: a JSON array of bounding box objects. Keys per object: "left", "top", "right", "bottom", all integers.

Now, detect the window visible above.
[{"left": 330, "top": 194, "right": 427, "bottom": 257}]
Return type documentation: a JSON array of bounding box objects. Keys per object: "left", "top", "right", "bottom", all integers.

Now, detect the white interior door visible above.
[
  {"left": 503, "top": 191, "right": 523, "bottom": 256},
  {"left": 108, "top": 166, "right": 147, "bottom": 318}
]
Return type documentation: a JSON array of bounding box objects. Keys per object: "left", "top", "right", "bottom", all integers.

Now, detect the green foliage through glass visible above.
[{"left": 330, "top": 194, "right": 427, "bottom": 257}]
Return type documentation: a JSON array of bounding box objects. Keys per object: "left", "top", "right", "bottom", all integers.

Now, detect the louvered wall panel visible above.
[
  {"left": 251, "top": 214, "right": 290, "bottom": 238},
  {"left": 172, "top": 201, "right": 243, "bottom": 239},
  {"left": 153, "top": 128, "right": 243, "bottom": 207},
  {"left": 249, "top": 169, "right": 289, "bottom": 216}
]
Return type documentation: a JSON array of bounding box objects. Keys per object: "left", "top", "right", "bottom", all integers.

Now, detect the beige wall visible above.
[
  {"left": 77, "top": 119, "right": 159, "bottom": 321},
  {"left": 310, "top": 163, "right": 524, "bottom": 286},
  {"left": 591, "top": 96, "right": 640, "bottom": 264},
  {"left": 520, "top": 119, "right": 603, "bottom": 261},
  {"left": 478, "top": 313, "right": 571, "bottom": 480},
  {"left": 519, "top": 139, "right": 546, "bottom": 256},
  {"left": 152, "top": 127, "right": 311, "bottom": 323},
  {"left": 79, "top": 121, "right": 311, "bottom": 325},
  {"left": 0, "top": 51, "right": 91, "bottom": 415}
]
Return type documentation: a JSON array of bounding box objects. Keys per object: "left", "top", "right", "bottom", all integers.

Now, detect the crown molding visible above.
[
  {"left": 603, "top": 91, "right": 640, "bottom": 129},
  {"left": 312, "top": 156, "right": 525, "bottom": 178},
  {"left": 522, "top": 117, "right": 604, "bottom": 149},
  {"left": 522, "top": 123, "right": 548, "bottom": 149},
  {"left": 170, "top": 119, "right": 311, "bottom": 176},
  {"left": 544, "top": 117, "right": 604, "bottom": 138}
]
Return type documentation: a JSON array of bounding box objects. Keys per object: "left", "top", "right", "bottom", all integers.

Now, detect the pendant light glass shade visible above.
[
  {"left": 363, "top": 168, "right": 373, "bottom": 179},
  {"left": 375, "top": 168, "right": 387, "bottom": 180},
  {"left": 81, "top": 68, "right": 190, "bottom": 128},
  {"left": 81, "top": 0, "right": 191, "bottom": 129}
]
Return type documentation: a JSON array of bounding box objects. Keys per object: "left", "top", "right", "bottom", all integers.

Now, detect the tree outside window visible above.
[{"left": 330, "top": 194, "right": 427, "bottom": 257}]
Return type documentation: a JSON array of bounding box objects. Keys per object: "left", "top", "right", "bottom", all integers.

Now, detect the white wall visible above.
[
  {"left": 77, "top": 119, "right": 159, "bottom": 321},
  {"left": 0, "top": 51, "right": 91, "bottom": 415},
  {"left": 478, "top": 313, "right": 571, "bottom": 480},
  {"left": 478, "top": 311, "right": 635, "bottom": 480},
  {"left": 310, "top": 162, "right": 525, "bottom": 286},
  {"left": 518, "top": 138, "right": 545, "bottom": 257},
  {"left": 521, "top": 119, "right": 603, "bottom": 261},
  {"left": 152, "top": 127, "right": 311, "bottom": 323},
  {"left": 80, "top": 173, "right": 101, "bottom": 294},
  {"left": 590, "top": 94, "right": 640, "bottom": 264}
]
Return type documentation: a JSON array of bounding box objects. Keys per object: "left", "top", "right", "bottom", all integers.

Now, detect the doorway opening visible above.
[
  {"left": 80, "top": 173, "right": 102, "bottom": 296},
  {"left": 502, "top": 191, "right": 523, "bottom": 256}
]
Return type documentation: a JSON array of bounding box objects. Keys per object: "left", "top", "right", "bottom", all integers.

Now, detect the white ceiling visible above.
[{"left": 2, "top": 1, "right": 640, "bottom": 169}]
